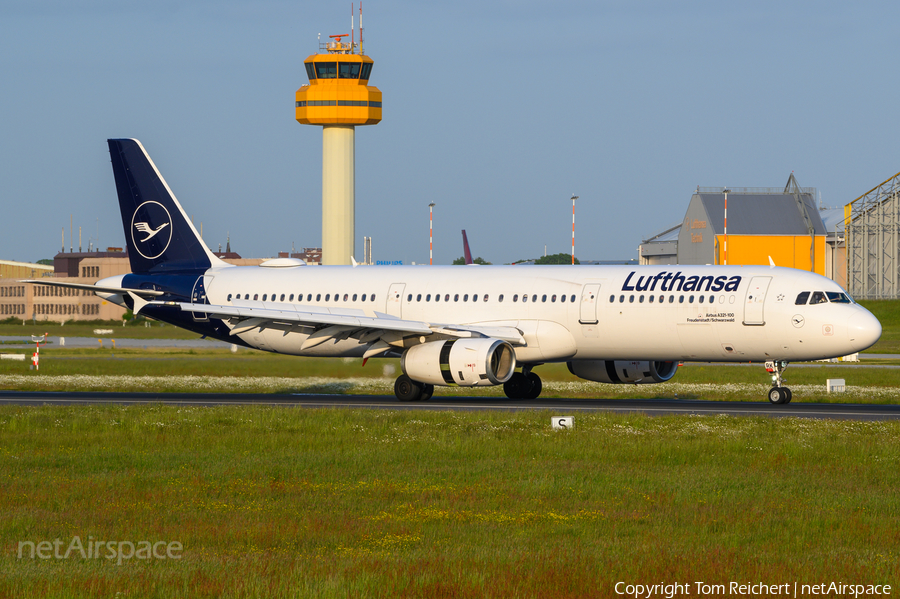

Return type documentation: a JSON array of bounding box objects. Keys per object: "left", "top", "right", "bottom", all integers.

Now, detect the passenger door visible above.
[
  {"left": 743, "top": 276, "right": 771, "bottom": 326},
  {"left": 578, "top": 283, "right": 601, "bottom": 325},
  {"left": 386, "top": 283, "right": 405, "bottom": 318}
]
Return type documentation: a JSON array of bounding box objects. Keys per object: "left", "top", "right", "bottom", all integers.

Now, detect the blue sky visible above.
[{"left": 2, "top": 1, "right": 898, "bottom": 265}]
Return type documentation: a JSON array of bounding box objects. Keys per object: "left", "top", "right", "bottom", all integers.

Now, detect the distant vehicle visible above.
[{"left": 30, "top": 140, "right": 882, "bottom": 404}]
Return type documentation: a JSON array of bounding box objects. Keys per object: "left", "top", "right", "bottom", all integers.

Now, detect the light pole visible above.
[
  {"left": 722, "top": 188, "right": 730, "bottom": 265},
  {"left": 428, "top": 202, "right": 436, "bottom": 265},
  {"left": 570, "top": 194, "right": 579, "bottom": 265}
]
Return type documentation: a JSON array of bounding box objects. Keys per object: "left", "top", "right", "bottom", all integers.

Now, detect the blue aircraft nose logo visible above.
[{"left": 131, "top": 201, "right": 173, "bottom": 260}]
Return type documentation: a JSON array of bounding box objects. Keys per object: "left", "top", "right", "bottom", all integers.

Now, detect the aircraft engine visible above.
[
  {"left": 567, "top": 360, "right": 678, "bottom": 384},
  {"left": 401, "top": 338, "right": 517, "bottom": 387}
]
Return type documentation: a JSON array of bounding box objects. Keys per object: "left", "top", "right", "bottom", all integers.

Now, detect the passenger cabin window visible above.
[
  {"left": 227, "top": 294, "right": 232, "bottom": 301},
  {"left": 796, "top": 292, "right": 810, "bottom": 305},
  {"left": 339, "top": 63, "right": 361, "bottom": 79},
  {"left": 499, "top": 294, "right": 504, "bottom": 302},
  {"left": 315, "top": 62, "right": 337, "bottom": 78},
  {"left": 809, "top": 291, "right": 828, "bottom": 305}
]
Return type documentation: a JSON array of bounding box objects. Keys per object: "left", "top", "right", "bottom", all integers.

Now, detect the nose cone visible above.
[{"left": 848, "top": 309, "right": 882, "bottom": 352}]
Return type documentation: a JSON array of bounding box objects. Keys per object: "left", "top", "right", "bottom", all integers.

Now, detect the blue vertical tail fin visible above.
[{"left": 108, "top": 138, "right": 227, "bottom": 274}]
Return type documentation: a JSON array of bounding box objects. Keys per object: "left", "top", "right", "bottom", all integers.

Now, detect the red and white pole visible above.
[
  {"left": 428, "top": 202, "right": 435, "bottom": 265},
  {"left": 723, "top": 188, "right": 730, "bottom": 265},
  {"left": 570, "top": 195, "right": 578, "bottom": 265}
]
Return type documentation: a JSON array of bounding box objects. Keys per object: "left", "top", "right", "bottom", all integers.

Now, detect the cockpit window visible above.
[
  {"left": 826, "top": 291, "right": 852, "bottom": 304},
  {"left": 809, "top": 291, "right": 828, "bottom": 305},
  {"left": 795, "top": 291, "right": 810, "bottom": 305},
  {"left": 315, "top": 62, "right": 337, "bottom": 79},
  {"left": 339, "top": 63, "right": 361, "bottom": 79}
]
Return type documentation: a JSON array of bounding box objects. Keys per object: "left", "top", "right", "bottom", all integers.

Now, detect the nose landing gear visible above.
[{"left": 765, "top": 360, "right": 792, "bottom": 404}]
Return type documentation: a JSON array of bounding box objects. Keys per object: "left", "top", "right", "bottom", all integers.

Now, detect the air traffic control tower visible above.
[{"left": 296, "top": 31, "right": 382, "bottom": 265}]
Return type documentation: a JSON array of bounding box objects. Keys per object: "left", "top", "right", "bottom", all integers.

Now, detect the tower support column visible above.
[{"left": 322, "top": 125, "right": 355, "bottom": 265}]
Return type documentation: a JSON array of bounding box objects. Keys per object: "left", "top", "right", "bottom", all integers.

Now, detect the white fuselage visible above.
[{"left": 196, "top": 263, "right": 881, "bottom": 363}]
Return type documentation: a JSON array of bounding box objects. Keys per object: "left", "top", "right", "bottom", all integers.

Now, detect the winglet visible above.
[
  {"left": 768, "top": 256, "right": 776, "bottom": 268},
  {"left": 351, "top": 256, "right": 359, "bottom": 267}
]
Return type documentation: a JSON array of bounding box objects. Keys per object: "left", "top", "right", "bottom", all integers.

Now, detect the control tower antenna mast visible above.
[{"left": 295, "top": 5, "right": 382, "bottom": 265}]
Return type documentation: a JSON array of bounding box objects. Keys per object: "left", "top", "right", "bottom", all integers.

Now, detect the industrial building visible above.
[
  {"left": 0, "top": 251, "right": 131, "bottom": 322},
  {"left": 641, "top": 175, "right": 838, "bottom": 272},
  {"left": 641, "top": 171, "right": 900, "bottom": 299},
  {"left": 845, "top": 170, "right": 900, "bottom": 299},
  {"left": 0, "top": 248, "right": 270, "bottom": 323}
]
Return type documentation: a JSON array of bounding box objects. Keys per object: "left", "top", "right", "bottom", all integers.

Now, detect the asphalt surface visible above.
[{"left": 1, "top": 391, "right": 899, "bottom": 420}]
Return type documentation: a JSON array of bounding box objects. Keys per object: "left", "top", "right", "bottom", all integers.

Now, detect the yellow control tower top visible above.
[{"left": 295, "top": 34, "right": 382, "bottom": 126}]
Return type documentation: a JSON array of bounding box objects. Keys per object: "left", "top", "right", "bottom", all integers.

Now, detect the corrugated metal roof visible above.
[
  {"left": 697, "top": 193, "right": 827, "bottom": 235},
  {"left": 819, "top": 208, "right": 845, "bottom": 233},
  {"left": 642, "top": 223, "right": 681, "bottom": 243}
]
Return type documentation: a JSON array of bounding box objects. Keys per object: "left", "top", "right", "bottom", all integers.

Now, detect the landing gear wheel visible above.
[
  {"left": 524, "top": 372, "right": 542, "bottom": 399},
  {"left": 394, "top": 375, "right": 423, "bottom": 402},
  {"left": 503, "top": 372, "right": 529, "bottom": 399},
  {"left": 420, "top": 384, "right": 434, "bottom": 401},
  {"left": 768, "top": 387, "right": 788, "bottom": 405},
  {"left": 764, "top": 361, "right": 791, "bottom": 405}
]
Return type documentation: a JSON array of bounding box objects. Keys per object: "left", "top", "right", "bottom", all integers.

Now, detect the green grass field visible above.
[{"left": 1, "top": 405, "right": 898, "bottom": 598}]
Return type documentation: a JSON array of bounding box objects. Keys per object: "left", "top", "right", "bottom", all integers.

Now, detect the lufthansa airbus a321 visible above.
[{"left": 29, "top": 139, "right": 883, "bottom": 404}]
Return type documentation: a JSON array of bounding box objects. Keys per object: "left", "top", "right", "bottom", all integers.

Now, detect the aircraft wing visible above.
[{"left": 148, "top": 300, "right": 526, "bottom": 354}]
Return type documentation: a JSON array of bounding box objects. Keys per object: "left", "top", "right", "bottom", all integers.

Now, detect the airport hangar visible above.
[{"left": 640, "top": 172, "right": 900, "bottom": 300}]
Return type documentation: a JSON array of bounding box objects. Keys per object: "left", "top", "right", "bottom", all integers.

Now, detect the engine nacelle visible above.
[
  {"left": 567, "top": 360, "right": 678, "bottom": 384},
  {"left": 401, "top": 338, "right": 517, "bottom": 387}
]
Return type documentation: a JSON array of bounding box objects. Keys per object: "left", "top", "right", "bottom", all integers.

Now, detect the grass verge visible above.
[
  {"left": 1, "top": 405, "right": 898, "bottom": 598},
  {"left": 0, "top": 351, "right": 897, "bottom": 402}
]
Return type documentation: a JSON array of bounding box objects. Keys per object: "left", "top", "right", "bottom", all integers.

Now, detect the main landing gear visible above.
[
  {"left": 394, "top": 375, "right": 434, "bottom": 402},
  {"left": 765, "top": 360, "right": 792, "bottom": 405},
  {"left": 503, "top": 366, "right": 542, "bottom": 400}
]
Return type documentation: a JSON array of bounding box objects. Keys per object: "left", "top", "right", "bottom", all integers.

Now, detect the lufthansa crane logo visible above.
[{"left": 131, "top": 201, "right": 173, "bottom": 260}]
